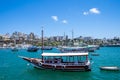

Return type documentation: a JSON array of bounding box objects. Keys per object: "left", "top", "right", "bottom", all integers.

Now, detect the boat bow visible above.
[{"left": 18, "top": 56, "right": 42, "bottom": 65}]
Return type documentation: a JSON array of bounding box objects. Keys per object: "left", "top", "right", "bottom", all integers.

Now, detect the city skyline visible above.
[{"left": 0, "top": 0, "right": 120, "bottom": 39}]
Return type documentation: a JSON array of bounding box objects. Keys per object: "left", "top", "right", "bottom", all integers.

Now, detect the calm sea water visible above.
[{"left": 0, "top": 47, "right": 120, "bottom": 80}]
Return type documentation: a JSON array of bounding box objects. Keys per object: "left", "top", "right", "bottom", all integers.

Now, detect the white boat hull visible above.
[{"left": 100, "top": 66, "right": 120, "bottom": 71}]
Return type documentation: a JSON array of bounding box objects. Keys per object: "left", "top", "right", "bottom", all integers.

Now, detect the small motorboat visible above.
[{"left": 100, "top": 66, "right": 120, "bottom": 71}]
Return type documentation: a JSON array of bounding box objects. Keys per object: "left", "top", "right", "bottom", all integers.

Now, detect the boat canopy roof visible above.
[
  {"left": 41, "top": 52, "right": 88, "bottom": 57},
  {"left": 62, "top": 46, "right": 87, "bottom": 49}
]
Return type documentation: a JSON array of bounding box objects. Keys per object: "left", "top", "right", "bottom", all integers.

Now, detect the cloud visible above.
[
  {"left": 51, "top": 16, "right": 58, "bottom": 21},
  {"left": 89, "top": 8, "right": 100, "bottom": 14},
  {"left": 51, "top": 16, "right": 68, "bottom": 24},
  {"left": 62, "top": 20, "right": 68, "bottom": 24},
  {"left": 83, "top": 8, "right": 100, "bottom": 15},
  {"left": 83, "top": 12, "right": 89, "bottom": 15}
]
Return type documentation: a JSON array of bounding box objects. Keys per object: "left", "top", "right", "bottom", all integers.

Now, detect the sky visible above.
[{"left": 0, "top": 0, "right": 120, "bottom": 39}]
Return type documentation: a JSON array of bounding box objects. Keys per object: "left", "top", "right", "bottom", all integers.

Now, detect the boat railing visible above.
[
  {"left": 62, "top": 62, "right": 86, "bottom": 66},
  {"left": 43, "top": 61, "right": 86, "bottom": 66}
]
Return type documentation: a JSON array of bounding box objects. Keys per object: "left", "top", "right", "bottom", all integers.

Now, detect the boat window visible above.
[
  {"left": 79, "top": 56, "right": 86, "bottom": 62},
  {"left": 74, "top": 56, "right": 78, "bottom": 63},
  {"left": 61, "top": 56, "right": 66, "bottom": 62}
]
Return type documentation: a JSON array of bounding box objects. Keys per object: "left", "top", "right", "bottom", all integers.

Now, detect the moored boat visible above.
[
  {"left": 87, "top": 45, "right": 100, "bottom": 52},
  {"left": 11, "top": 47, "right": 18, "bottom": 52},
  {"left": 60, "top": 46, "right": 88, "bottom": 53},
  {"left": 41, "top": 46, "right": 53, "bottom": 50},
  {"left": 27, "top": 46, "right": 39, "bottom": 52},
  {"left": 100, "top": 66, "right": 120, "bottom": 71}
]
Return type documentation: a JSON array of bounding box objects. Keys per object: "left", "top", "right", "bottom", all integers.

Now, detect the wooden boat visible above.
[
  {"left": 19, "top": 52, "right": 91, "bottom": 71},
  {"left": 100, "top": 66, "right": 120, "bottom": 71}
]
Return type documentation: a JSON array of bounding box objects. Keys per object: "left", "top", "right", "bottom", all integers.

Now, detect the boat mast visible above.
[{"left": 41, "top": 27, "right": 44, "bottom": 60}]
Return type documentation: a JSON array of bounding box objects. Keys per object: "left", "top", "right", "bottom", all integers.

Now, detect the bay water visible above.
[{"left": 0, "top": 47, "right": 120, "bottom": 80}]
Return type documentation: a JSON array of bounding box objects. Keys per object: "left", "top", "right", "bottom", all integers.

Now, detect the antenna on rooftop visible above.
[
  {"left": 72, "top": 29, "right": 74, "bottom": 40},
  {"left": 72, "top": 29, "right": 74, "bottom": 46}
]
